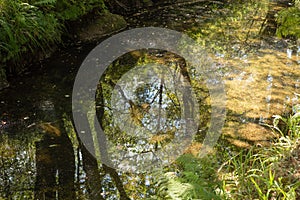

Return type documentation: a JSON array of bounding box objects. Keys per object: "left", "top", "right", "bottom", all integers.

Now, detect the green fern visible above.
[
  {"left": 32, "top": 0, "right": 57, "bottom": 6},
  {"left": 177, "top": 154, "right": 223, "bottom": 199},
  {"left": 153, "top": 154, "right": 224, "bottom": 199}
]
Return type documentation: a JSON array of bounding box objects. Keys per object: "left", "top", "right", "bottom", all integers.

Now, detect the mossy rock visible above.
[{"left": 79, "top": 12, "right": 127, "bottom": 42}]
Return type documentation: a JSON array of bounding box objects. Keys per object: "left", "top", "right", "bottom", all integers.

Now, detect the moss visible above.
[
  {"left": 78, "top": 12, "right": 127, "bottom": 42},
  {"left": 276, "top": 7, "right": 300, "bottom": 39}
]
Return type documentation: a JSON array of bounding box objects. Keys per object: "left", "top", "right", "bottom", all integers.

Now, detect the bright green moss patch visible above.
[{"left": 276, "top": 7, "right": 300, "bottom": 39}]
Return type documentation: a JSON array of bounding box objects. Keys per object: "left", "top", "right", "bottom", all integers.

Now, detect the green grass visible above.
[
  {"left": 221, "top": 141, "right": 300, "bottom": 199},
  {"left": 0, "top": 0, "right": 62, "bottom": 63},
  {"left": 0, "top": 0, "right": 106, "bottom": 73},
  {"left": 220, "top": 109, "right": 300, "bottom": 199},
  {"left": 153, "top": 108, "right": 300, "bottom": 199}
]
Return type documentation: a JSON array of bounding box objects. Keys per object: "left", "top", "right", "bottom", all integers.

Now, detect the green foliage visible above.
[
  {"left": 276, "top": 7, "right": 300, "bottom": 39},
  {"left": 0, "top": 0, "right": 106, "bottom": 72},
  {"left": 263, "top": 105, "right": 300, "bottom": 138},
  {"left": 153, "top": 109, "right": 300, "bottom": 199},
  {"left": 30, "top": 0, "right": 56, "bottom": 7},
  {"left": 187, "top": 0, "right": 269, "bottom": 57},
  {"left": 154, "top": 154, "right": 224, "bottom": 199},
  {"left": 176, "top": 154, "right": 223, "bottom": 199},
  {"left": 0, "top": 0, "right": 61, "bottom": 63},
  {"left": 221, "top": 110, "right": 300, "bottom": 199}
]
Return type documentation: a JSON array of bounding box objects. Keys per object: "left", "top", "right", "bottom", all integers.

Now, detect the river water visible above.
[{"left": 0, "top": 0, "right": 299, "bottom": 199}]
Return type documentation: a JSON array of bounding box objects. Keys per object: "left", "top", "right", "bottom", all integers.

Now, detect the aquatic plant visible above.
[{"left": 187, "top": 0, "right": 269, "bottom": 57}]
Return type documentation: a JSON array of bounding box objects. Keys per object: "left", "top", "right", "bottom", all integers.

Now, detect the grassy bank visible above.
[
  {"left": 220, "top": 109, "right": 300, "bottom": 199},
  {"left": 154, "top": 108, "right": 300, "bottom": 199},
  {"left": 0, "top": 0, "right": 106, "bottom": 74}
]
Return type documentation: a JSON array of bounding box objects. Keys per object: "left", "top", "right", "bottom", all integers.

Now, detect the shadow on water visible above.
[
  {"left": 35, "top": 122, "right": 75, "bottom": 199},
  {"left": 0, "top": 0, "right": 300, "bottom": 199}
]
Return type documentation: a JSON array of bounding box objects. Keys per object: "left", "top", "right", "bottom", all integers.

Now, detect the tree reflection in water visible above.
[{"left": 35, "top": 122, "right": 75, "bottom": 200}]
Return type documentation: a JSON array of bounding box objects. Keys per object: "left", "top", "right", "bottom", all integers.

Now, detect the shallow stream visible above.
[{"left": 0, "top": 0, "right": 299, "bottom": 199}]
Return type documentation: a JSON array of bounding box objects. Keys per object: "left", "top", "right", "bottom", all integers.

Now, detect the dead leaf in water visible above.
[{"left": 39, "top": 123, "right": 61, "bottom": 137}]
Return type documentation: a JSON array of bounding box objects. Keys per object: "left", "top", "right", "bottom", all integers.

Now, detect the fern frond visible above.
[{"left": 33, "top": 0, "right": 57, "bottom": 6}]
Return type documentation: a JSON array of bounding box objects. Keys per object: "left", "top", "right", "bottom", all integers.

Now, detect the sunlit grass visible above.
[
  {"left": 220, "top": 109, "right": 300, "bottom": 199},
  {"left": 152, "top": 109, "right": 300, "bottom": 199}
]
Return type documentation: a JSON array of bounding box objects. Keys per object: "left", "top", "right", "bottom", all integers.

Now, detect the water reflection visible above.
[
  {"left": 0, "top": 0, "right": 300, "bottom": 198},
  {"left": 111, "top": 64, "right": 191, "bottom": 133},
  {"left": 35, "top": 122, "right": 75, "bottom": 199},
  {"left": 97, "top": 50, "right": 208, "bottom": 172}
]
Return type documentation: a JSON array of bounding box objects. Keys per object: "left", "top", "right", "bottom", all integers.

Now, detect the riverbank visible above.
[
  {"left": 1, "top": 0, "right": 298, "bottom": 91},
  {"left": 0, "top": 0, "right": 129, "bottom": 90}
]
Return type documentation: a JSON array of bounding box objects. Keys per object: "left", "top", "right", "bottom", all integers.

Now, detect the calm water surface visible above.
[{"left": 0, "top": 0, "right": 299, "bottom": 199}]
